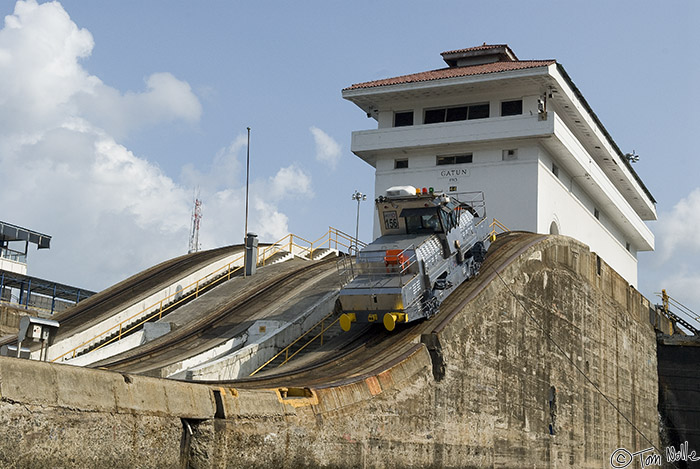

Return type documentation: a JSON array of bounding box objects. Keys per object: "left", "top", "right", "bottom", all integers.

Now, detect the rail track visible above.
[
  {"left": 0, "top": 245, "right": 245, "bottom": 348},
  {"left": 208, "top": 232, "right": 546, "bottom": 389},
  {"left": 94, "top": 256, "right": 341, "bottom": 375}
]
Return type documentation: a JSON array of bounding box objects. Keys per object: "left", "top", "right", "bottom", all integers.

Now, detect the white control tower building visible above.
[{"left": 342, "top": 44, "right": 656, "bottom": 286}]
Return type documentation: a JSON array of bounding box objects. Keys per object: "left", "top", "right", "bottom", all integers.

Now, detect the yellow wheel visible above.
[
  {"left": 383, "top": 313, "right": 396, "bottom": 331},
  {"left": 340, "top": 313, "right": 356, "bottom": 332}
]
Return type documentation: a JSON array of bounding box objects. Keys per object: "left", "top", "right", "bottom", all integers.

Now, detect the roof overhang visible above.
[
  {"left": 343, "top": 62, "right": 656, "bottom": 221},
  {"left": 343, "top": 66, "right": 552, "bottom": 116},
  {"left": 0, "top": 221, "right": 51, "bottom": 249}
]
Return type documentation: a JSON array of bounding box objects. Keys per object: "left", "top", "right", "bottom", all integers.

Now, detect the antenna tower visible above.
[{"left": 188, "top": 191, "right": 202, "bottom": 254}]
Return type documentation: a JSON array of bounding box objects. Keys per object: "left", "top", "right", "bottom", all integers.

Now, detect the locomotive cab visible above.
[{"left": 338, "top": 186, "right": 489, "bottom": 332}]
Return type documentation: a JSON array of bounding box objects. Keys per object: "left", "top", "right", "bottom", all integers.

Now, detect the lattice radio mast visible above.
[{"left": 188, "top": 191, "right": 202, "bottom": 254}]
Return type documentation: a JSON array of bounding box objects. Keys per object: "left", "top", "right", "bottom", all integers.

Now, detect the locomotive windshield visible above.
[{"left": 401, "top": 208, "right": 443, "bottom": 234}]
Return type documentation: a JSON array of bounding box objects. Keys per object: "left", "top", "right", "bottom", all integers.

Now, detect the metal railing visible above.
[
  {"left": 0, "top": 247, "right": 27, "bottom": 264},
  {"left": 489, "top": 218, "right": 510, "bottom": 241},
  {"left": 51, "top": 253, "right": 246, "bottom": 362},
  {"left": 337, "top": 244, "right": 419, "bottom": 290},
  {"left": 51, "top": 227, "right": 365, "bottom": 362},
  {"left": 249, "top": 310, "right": 339, "bottom": 376},
  {"left": 258, "top": 227, "right": 365, "bottom": 266},
  {"left": 656, "top": 289, "right": 700, "bottom": 335}
]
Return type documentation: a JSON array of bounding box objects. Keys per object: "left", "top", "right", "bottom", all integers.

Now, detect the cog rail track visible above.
[
  {"left": 0, "top": 245, "right": 244, "bottom": 348},
  {"left": 206, "top": 232, "right": 546, "bottom": 390},
  {"left": 94, "top": 257, "right": 340, "bottom": 374}
]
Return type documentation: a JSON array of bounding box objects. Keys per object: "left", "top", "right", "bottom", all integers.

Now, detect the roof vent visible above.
[{"left": 441, "top": 44, "right": 518, "bottom": 67}]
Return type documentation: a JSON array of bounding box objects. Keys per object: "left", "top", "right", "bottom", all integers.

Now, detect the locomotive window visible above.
[
  {"left": 383, "top": 211, "right": 399, "bottom": 230},
  {"left": 404, "top": 211, "right": 443, "bottom": 234},
  {"left": 405, "top": 215, "right": 423, "bottom": 233}
]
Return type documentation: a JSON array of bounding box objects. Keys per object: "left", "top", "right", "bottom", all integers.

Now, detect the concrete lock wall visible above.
[
  {"left": 187, "top": 236, "right": 659, "bottom": 468},
  {"left": 0, "top": 236, "right": 660, "bottom": 468}
]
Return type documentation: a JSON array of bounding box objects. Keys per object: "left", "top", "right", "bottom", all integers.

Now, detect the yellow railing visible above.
[
  {"left": 489, "top": 218, "right": 510, "bottom": 242},
  {"left": 258, "top": 227, "right": 365, "bottom": 266},
  {"left": 51, "top": 252, "right": 246, "bottom": 362},
  {"left": 249, "top": 310, "right": 339, "bottom": 376},
  {"left": 656, "top": 289, "right": 700, "bottom": 322},
  {"left": 51, "top": 227, "right": 364, "bottom": 363}
]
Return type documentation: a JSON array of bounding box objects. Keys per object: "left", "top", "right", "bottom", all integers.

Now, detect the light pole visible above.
[
  {"left": 351, "top": 190, "right": 366, "bottom": 256},
  {"left": 243, "top": 127, "right": 251, "bottom": 278}
]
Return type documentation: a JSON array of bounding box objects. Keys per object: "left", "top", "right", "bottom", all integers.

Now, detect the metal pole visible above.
[
  {"left": 244, "top": 127, "right": 251, "bottom": 279},
  {"left": 355, "top": 198, "right": 360, "bottom": 256},
  {"left": 351, "top": 190, "right": 366, "bottom": 256}
]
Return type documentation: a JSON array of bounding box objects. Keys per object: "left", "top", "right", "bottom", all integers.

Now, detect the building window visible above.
[
  {"left": 394, "top": 159, "right": 408, "bottom": 169},
  {"left": 437, "top": 154, "right": 473, "bottom": 165},
  {"left": 552, "top": 163, "right": 559, "bottom": 178},
  {"left": 626, "top": 242, "right": 631, "bottom": 252},
  {"left": 467, "top": 103, "right": 489, "bottom": 120},
  {"left": 502, "top": 149, "right": 518, "bottom": 161},
  {"left": 394, "top": 111, "right": 413, "bottom": 127},
  {"left": 596, "top": 255, "right": 602, "bottom": 276},
  {"left": 594, "top": 208, "right": 600, "bottom": 220},
  {"left": 501, "top": 100, "right": 523, "bottom": 116},
  {"left": 424, "top": 103, "right": 489, "bottom": 124}
]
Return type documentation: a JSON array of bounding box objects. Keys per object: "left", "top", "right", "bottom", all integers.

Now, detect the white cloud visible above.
[
  {"left": 657, "top": 271, "right": 700, "bottom": 312},
  {"left": 77, "top": 72, "right": 202, "bottom": 139},
  {"left": 268, "top": 165, "right": 313, "bottom": 200},
  {"left": 642, "top": 188, "right": 700, "bottom": 322},
  {"left": 181, "top": 135, "right": 247, "bottom": 191},
  {"left": 309, "top": 126, "right": 341, "bottom": 169},
  {"left": 0, "top": 1, "right": 313, "bottom": 290},
  {"left": 656, "top": 188, "right": 700, "bottom": 261}
]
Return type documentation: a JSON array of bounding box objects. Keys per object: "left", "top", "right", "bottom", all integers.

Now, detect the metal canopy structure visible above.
[
  {"left": 0, "top": 221, "right": 51, "bottom": 249},
  {"left": 0, "top": 270, "right": 95, "bottom": 315}
]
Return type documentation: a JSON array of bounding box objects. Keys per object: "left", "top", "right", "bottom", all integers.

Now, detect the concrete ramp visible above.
[{"left": 0, "top": 234, "right": 668, "bottom": 468}]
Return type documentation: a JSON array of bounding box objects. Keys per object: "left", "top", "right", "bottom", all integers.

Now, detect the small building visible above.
[
  {"left": 0, "top": 221, "right": 51, "bottom": 276},
  {"left": 1, "top": 221, "right": 93, "bottom": 316},
  {"left": 342, "top": 44, "right": 655, "bottom": 286}
]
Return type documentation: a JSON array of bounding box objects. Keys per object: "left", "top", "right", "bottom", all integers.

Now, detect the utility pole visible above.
[{"left": 243, "top": 127, "right": 251, "bottom": 278}]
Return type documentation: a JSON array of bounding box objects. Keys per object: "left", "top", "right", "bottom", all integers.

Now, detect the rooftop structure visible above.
[
  {"left": 0, "top": 221, "right": 51, "bottom": 275},
  {"left": 342, "top": 44, "right": 656, "bottom": 286},
  {"left": 0, "top": 221, "right": 94, "bottom": 316}
]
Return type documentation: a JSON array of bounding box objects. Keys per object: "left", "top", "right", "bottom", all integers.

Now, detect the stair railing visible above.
[
  {"left": 258, "top": 227, "right": 366, "bottom": 266},
  {"left": 53, "top": 227, "right": 365, "bottom": 362},
  {"left": 51, "top": 253, "right": 246, "bottom": 362},
  {"left": 489, "top": 218, "right": 510, "bottom": 242},
  {"left": 249, "top": 310, "right": 339, "bottom": 376}
]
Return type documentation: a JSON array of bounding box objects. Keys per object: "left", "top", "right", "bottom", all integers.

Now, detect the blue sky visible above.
[{"left": 1, "top": 1, "right": 699, "bottom": 311}]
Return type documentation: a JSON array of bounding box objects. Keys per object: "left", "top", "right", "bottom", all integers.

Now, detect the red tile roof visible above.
[
  {"left": 441, "top": 43, "right": 517, "bottom": 58},
  {"left": 344, "top": 60, "right": 556, "bottom": 91}
]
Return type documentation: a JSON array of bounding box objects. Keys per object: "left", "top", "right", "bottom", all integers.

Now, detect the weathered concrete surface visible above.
[
  {"left": 0, "top": 357, "right": 215, "bottom": 468},
  {"left": 0, "top": 235, "right": 661, "bottom": 468},
  {"left": 1, "top": 303, "right": 24, "bottom": 336},
  {"left": 182, "top": 235, "right": 660, "bottom": 468}
]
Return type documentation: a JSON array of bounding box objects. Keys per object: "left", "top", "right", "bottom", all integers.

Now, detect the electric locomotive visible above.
[{"left": 338, "top": 185, "right": 490, "bottom": 332}]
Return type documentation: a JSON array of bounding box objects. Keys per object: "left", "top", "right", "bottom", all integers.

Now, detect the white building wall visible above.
[
  {"left": 372, "top": 143, "right": 541, "bottom": 239},
  {"left": 535, "top": 151, "right": 638, "bottom": 285},
  {"left": 358, "top": 91, "right": 650, "bottom": 287},
  {"left": 0, "top": 258, "right": 27, "bottom": 275}
]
